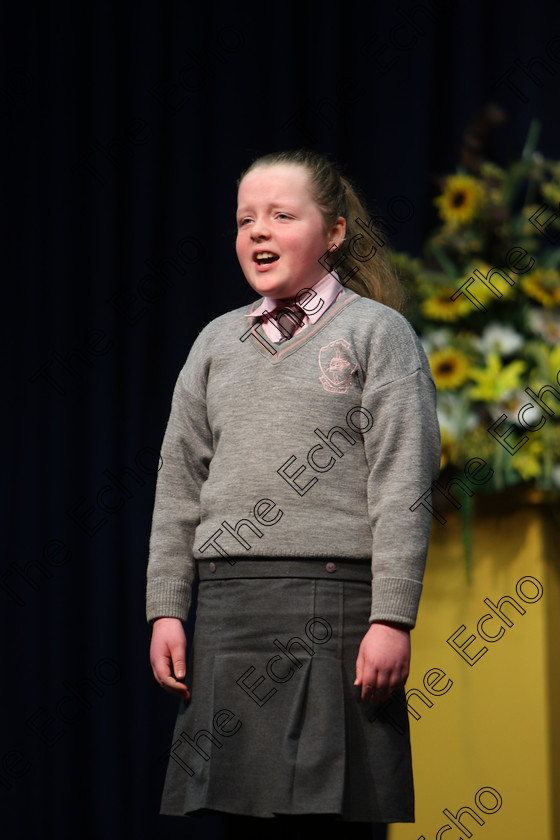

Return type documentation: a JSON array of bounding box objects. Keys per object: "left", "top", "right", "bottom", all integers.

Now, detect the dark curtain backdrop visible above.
[{"left": 3, "top": 1, "right": 560, "bottom": 838}]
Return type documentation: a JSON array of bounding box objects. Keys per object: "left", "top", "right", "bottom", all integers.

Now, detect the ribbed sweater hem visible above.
[
  {"left": 146, "top": 577, "right": 191, "bottom": 623},
  {"left": 369, "top": 576, "right": 423, "bottom": 628}
]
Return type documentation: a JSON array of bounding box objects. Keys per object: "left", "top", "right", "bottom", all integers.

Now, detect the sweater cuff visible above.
[
  {"left": 146, "top": 577, "right": 192, "bottom": 623},
  {"left": 369, "top": 577, "right": 423, "bottom": 628}
]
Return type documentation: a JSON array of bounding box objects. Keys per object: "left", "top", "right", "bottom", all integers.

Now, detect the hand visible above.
[
  {"left": 150, "top": 617, "right": 190, "bottom": 699},
  {"left": 354, "top": 621, "right": 410, "bottom": 705}
]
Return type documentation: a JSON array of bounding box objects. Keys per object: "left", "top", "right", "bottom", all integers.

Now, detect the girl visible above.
[{"left": 147, "top": 150, "right": 440, "bottom": 838}]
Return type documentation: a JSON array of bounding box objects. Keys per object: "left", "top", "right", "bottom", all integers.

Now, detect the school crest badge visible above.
[{"left": 318, "top": 339, "right": 358, "bottom": 393}]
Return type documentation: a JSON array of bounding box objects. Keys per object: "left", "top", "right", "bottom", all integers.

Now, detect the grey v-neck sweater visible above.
[{"left": 146, "top": 290, "right": 440, "bottom": 627}]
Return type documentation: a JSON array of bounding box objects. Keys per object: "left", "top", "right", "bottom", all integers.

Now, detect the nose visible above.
[{"left": 250, "top": 216, "right": 270, "bottom": 240}]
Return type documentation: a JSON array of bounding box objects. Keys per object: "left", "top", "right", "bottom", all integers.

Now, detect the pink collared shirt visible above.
[{"left": 244, "top": 272, "right": 344, "bottom": 342}]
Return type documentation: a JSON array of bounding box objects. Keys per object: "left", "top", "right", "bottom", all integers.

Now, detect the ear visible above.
[{"left": 328, "top": 216, "right": 346, "bottom": 248}]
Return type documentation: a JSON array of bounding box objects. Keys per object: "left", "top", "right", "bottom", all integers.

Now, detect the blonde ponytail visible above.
[{"left": 337, "top": 176, "right": 406, "bottom": 311}]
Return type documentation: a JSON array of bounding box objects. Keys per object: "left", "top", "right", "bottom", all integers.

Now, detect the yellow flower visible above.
[
  {"left": 460, "top": 262, "right": 517, "bottom": 309},
  {"left": 513, "top": 438, "right": 544, "bottom": 482},
  {"left": 521, "top": 268, "right": 560, "bottom": 308},
  {"left": 434, "top": 175, "right": 485, "bottom": 227},
  {"left": 531, "top": 344, "right": 560, "bottom": 383},
  {"left": 542, "top": 181, "right": 560, "bottom": 207},
  {"left": 479, "top": 162, "right": 506, "bottom": 182},
  {"left": 421, "top": 288, "right": 473, "bottom": 321},
  {"left": 521, "top": 205, "right": 547, "bottom": 237},
  {"left": 391, "top": 253, "right": 422, "bottom": 276},
  {"left": 469, "top": 353, "right": 526, "bottom": 401},
  {"left": 429, "top": 348, "right": 471, "bottom": 391},
  {"left": 550, "top": 345, "right": 560, "bottom": 380}
]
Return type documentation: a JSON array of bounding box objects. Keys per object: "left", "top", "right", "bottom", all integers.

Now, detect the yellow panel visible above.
[{"left": 388, "top": 499, "right": 560, "bottom": 840}]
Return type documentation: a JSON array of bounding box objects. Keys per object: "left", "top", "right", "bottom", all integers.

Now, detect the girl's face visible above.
[{"left": 236, "top": 163, "right": 346, "bottom": 300}]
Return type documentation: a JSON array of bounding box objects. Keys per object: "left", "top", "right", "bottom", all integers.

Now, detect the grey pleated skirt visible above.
[{"left": 160, "top": 559, "right": 414, "bottom": 823}]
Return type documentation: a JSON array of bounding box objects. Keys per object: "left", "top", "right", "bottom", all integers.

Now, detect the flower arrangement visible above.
[{"left": 393, "top": 117, "right": 560, "bottom": 509}]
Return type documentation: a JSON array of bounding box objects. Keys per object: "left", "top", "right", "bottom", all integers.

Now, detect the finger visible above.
[
  {"left": 151, "top": 652, "right": 172, "bottom": 682},
  {"left": 171, "top": 655, "right": 186, "bottom": 680},
  {"left": 359, "top": 662, "right": 379, "bottom": 700},
  {"left": 151, "top": 657, "right": 171, "bottom": 686},
  {"left": 160, "top": 674, "right": 190, "bottom": 699},
  {"left": 151, "top": 654, "right": 188, "bottom": 697},
  {"left": 372, "top": 673, "right": 404, "bottom": 704},
  {"left": 354, "top": 655, "right": 363, "bottom": 687},
  {"left": 370, "top": 685, "right": 391, "bottom": 704},
  {"left": 362, "top": 682, "right": 376, "bottom": 702}
]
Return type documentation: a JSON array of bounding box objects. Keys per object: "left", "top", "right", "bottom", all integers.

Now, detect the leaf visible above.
[
  {"left": 521, "top": 119, "right": 542, "bottom": 161},
  {"left": 427, "top": 242, "right": 460, "bottom": 280}
]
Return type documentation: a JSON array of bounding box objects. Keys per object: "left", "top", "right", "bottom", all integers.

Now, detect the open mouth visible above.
[{"left": 254, "top": 251, "right": 280, "bottom": 266}]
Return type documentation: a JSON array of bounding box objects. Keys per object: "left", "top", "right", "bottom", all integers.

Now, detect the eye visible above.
[
  {"left": 276, "top": 213, "right": 292, "bottom": 220},
  {"left": 237, "top": 217, "right": 252, "bottom": 228}
]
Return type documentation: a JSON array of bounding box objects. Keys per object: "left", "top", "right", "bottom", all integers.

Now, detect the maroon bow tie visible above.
[{"left": 264, "top": 303, "right": 305, "bottom": 342}]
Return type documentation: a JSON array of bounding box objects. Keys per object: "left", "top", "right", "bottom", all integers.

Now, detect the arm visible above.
[
  {"left": 146, "top": 357, "right": 214, "bottom": 695},
  {"left": 355, "top": 325, "right": 440, "bottom": 703},
  {"left": 146, "top": 373, "right": 213, "bottom": 622}
]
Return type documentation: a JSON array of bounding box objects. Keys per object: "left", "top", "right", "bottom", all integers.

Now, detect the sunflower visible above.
[
  {"left": 421, "top": 288, "right": 473, "bottom": 322},
  {"left": 429, "top": 348, "right": 471, "bottom": 391},
  {"left": 521, "top": 268, "right": 560, "bottom": 308},
  {"left": 434, "top": 174, "right": 485, "bottom": 227},
  {"left": 455, "top": 262, "right": 517, "bottom": 311}
]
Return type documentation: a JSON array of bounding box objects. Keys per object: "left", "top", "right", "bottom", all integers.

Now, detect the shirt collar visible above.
[{"left": 245, "top": 272, "right": 343, "bottom": 322}]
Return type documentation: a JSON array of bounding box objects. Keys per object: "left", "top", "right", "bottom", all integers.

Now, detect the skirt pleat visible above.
[{"left": 160, "top": 561, "right": 414, "bottom": 823}]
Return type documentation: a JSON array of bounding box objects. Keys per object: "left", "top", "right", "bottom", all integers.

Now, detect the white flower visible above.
[
  {"left": 489, "top": 389, "right": 541, "bottom": 426},
  {"left": 474, "top": 323, "right": 524, "bottom": 356},
  {"left": 436, "top": 392, "right": 478, "bottom": 438},
  {"left": 420, "top": 328, "right": 453, "bottom": 356},
  {"left": 527, "top": 308, "right": 560, "bottom": 345}
]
